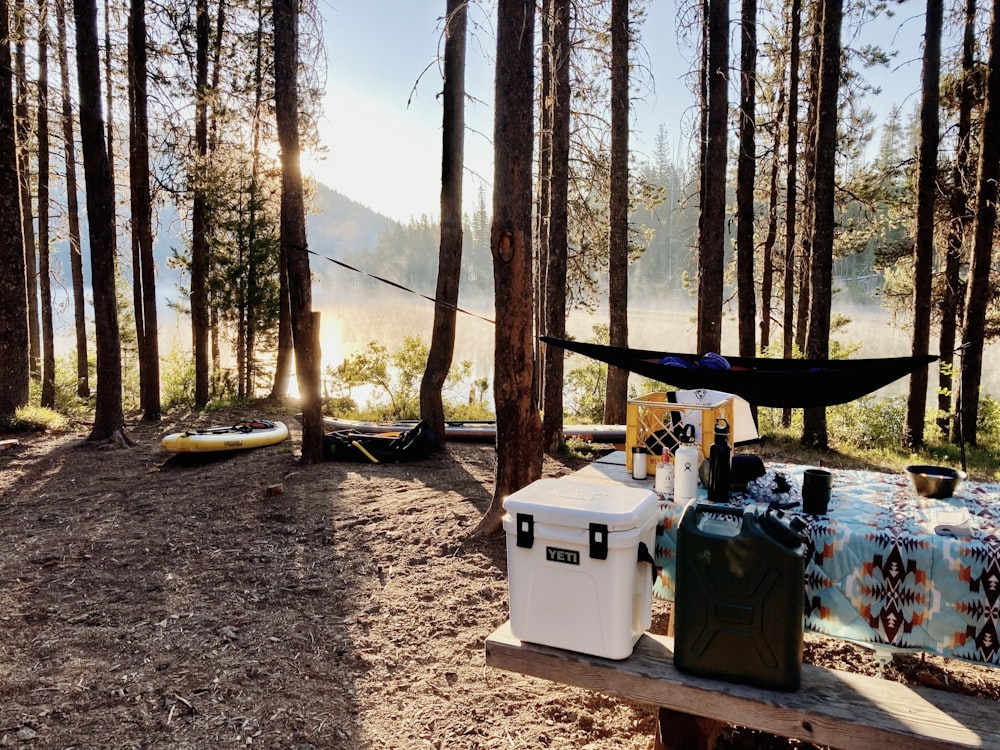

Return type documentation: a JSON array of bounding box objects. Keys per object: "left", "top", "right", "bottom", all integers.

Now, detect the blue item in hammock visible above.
[
  {"left": 699, "top": 352, "right": 732, "bottom": 370},
  {"left": 659, "top": 355, "right": 697, "bottom": 368}
]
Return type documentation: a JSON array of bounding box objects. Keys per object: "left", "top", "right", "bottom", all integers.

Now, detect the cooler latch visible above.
[
  {"left": 516, "top": 513, "right": 534, "bottom": 548},
  {"left": 589, "top": 523, "right": 609, "bottom": 560}
]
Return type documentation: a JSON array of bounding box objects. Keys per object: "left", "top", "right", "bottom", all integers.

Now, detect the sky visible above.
[
  {"left": 309, "top": 1, "right": 696, "bottom": 223},
  {"left": 309, "top": 1, "right": 926, "bottom": 225}
]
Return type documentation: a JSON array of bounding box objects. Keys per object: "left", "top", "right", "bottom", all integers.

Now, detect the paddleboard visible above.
[
  {"left": 313, "top": 415, "right": 626, "bottom": 447},
  {"left": 161, "top": 419, "right": 290, "bottom": 453}
]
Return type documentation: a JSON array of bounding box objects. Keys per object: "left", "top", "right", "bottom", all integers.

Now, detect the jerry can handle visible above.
[{"left": 694, "top": 503, "right": 743, "bottom": 519}]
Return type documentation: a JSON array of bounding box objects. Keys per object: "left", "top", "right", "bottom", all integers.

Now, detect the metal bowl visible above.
[{"left": 905, "top": 465, "right": 967, "bottom": 499}]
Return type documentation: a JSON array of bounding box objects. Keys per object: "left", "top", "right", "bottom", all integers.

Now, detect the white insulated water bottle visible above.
[{"left": 674, "top": 436, "right": 699, "bottom": 502}]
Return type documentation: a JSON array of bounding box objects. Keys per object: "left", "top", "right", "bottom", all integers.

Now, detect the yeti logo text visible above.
[{"left": 546, "top": 547, "right": 580, "bottom": 565}]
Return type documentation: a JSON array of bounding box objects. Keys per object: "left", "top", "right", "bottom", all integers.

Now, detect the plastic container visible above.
[
  {"left": 674, "top": 436, "right": 700, "bottom": 502},
  {"left": 674, "top": 503, "right": 806, "bottom": 690},
  {"left": 502, "top": 478, "right": 659, "bottom": 659}
]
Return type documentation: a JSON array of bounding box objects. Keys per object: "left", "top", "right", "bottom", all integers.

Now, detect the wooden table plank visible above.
[{"left": 485, "top": 621, "right": 1000, "bottom": 750}]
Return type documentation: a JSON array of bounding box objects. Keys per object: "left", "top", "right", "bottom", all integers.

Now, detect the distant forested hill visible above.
[{"left": 307, "top": 184, "right": 398, "bottom": 261}]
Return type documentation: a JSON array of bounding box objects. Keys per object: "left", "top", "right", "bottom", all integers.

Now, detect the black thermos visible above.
[{"left": 707, "top": 417, "right": 732, "bottom": 502}]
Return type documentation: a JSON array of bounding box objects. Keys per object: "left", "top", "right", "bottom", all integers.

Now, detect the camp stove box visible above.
[{"left": 502, "top": 477, "right": 659, "bottom": 660}]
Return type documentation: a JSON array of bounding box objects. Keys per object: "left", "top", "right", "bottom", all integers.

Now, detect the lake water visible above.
[
  {"left": 312, "top": 295, "right": 1000, "bottom": 408},
  {"left": 83, "top": 289, "right": 994, "bottom": 409}
]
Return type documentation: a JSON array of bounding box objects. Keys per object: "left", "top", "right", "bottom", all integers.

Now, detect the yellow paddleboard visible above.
[{"left": 161, "top": 420, "right": 289, "bottom": 453}]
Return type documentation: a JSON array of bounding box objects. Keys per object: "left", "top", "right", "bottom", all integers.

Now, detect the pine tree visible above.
[
  {"left": 473, "top": 0, "right": 540, "bottom": 537},
  {"left": 0, "top": 0, "right": 29, "bottom": 417},
  {"left": 421, "top": 0, "right": 467, "bottom": 448}
]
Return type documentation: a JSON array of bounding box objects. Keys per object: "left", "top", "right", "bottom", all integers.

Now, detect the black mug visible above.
[{"left": 802, "top": 468, "right": 833, "bottom": 515}]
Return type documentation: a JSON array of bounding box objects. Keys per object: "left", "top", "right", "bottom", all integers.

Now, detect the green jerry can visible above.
[{"left": 673, "top": 503, "right": 807, "bottom": 690}]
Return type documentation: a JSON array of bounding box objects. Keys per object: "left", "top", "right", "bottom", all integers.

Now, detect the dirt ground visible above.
[{"left": 1, "top": 407, "right": 998, "bottom": 750}]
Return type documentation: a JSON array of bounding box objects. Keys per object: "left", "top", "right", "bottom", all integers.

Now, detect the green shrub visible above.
[
  {"left": 977, "top": 395, "right": 1000, "bottom": 442},
  {"left": 827, "top": 395, "right": 908, "bottom": 450},
  {"left": 0, "top": 405, "right": 69, "bottom": 433},
  {"left": 161, "top": 348, "right": 197, "bottom": 409}
]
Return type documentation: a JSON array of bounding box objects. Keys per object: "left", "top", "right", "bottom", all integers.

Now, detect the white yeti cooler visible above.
[{"left": 502, "top": 477, "right": 659, "bottom": 660}]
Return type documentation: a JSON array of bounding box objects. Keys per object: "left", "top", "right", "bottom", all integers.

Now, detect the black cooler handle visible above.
[{"left": 637, "top": 541, "right": 660, "bottom": 584}]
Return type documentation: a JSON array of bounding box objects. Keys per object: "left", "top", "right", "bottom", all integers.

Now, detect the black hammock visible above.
[{"left": 540, "top": 336, "right": 938, "bottom": 409}]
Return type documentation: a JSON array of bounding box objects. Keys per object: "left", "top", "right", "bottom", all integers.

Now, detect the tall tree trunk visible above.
[
  {"left": 274, "top": 0, "right": 322, "bottom": 463},
  {"left": 802, "top": 0, "right": 842, "bottom": 449},
  {"left": 266, "top": 0, "right": 290, "bottom": 405},
  {"left": 191, "top": 0, "right": 210, "bottom": 407},
  {"left": 698, "top": 0, "right": 728, "bottom": 354},
  {"left": 941, "top": 0, "right": 976, "bottom": 439},
  {"left": 736, "top": 0, "right": 757, "bottom": 358},
  {"left": 905, "top": 0, "right": 942, "bottom": 450},
  {"left": 13, "top": 0, "right": 39, "bottom": 381},
  {"left": 420, "top": 0, "right": 466, "bottom": 449},
  {"left": 56, "top": 0, "right": 88, "bottom": 398},
  {"left": 535, "top": 0, "right": 551, "bottom": 416},
  {"left": 74, "top": 0, "right": 126, "bottom": 443},
  {"left": 268, "top": 247, "right": 293, "bottom": 401},
  {"left": 781, "top": 0, "right": 801, "bottom": 428},
  {"left": 960, "top": 0, "right": 1000, "bottom": 447},
  {"left": 129, "top": 0, "right": 160, "bottom": 420},
  {"left": 245, "top": 0, "right": 263, "bottom": 399},
  {"left": 473, "top": 0, "right": 540, "bottom": 538},
  {"left": 542, "top": 0, "right": 569, "bottom": 452},
  {"left": 0, "top": 0, "right": 30, "bottom": 417},
  {"left": 759, "top": 86, "right": 783, "bottom": 351},
  {"left": 605, "top": 0, "right": 629, "bottom": 423},
  {"left": 38, "top": 0, "right": 56, "bottom": 409},
  {"left": 103, "top": 0, "right": 115, "bottom": 242},
  {"left": 795, "top": 0, "right": 823, "bottom": 362}
]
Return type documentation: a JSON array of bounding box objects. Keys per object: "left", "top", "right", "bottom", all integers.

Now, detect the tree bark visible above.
[
  {"left": 420, "top": 0, "right": 467, "bottom": 449},
  {"left": 604, "top": 0, "right": 630, "bottom": 425},
  {"left": 759, "top": 87, "right": 783, "bottom": 351},
  {"left": 473, "top": 0, "right": 540, "bottom": 538},
  {"left": 56, "top": 0, "right": 88, "bottom": 398},
  {"left": 781, "top": 0, "right": 801, "bottom": 428},
  {"left": 129, "top": 0, "right": 161, "bottom": 420},
  {"left": 535, "top": 0, "right": 551, "bottom": 418},
  {"left": 698, "top": 0, "right": 728, "bottom": 354},
  {"left": 960, "top": 0, "right": 1000, "bottom": 446},
  {"left": 274, "top": 0, "right": 322, "bottom": 463},
  {"left": 191, "top": 0, "right": 211, "bottom": 407},
  {"left": 268, "top": 247, "right": 293, "bottom": 402},
  {"left": 13, "top": 0, "right": 39, "bottom": 381},
  {"left": 542, "top": 0, "right": 569, "bottom": 452},
  {"left": 904, "top": 0, "right": 942, "bottom": 450},
  {"left": 74, "top": 0, "right": 126, "bottom": 443},
  {"left": 38, "top": 0, "right": 56, "bottom": 409},
  {"left": 0, "top": 0, "right": 30, "bottom": 417},
  {"left": 795, "top": 0, "right": 823, "bottom": 363},
  {"left": 802, "top": 0, "right": 842, "bottom": 449},
  {"left": 736, "top": 0, "right": 757, "bottom": 359},
  {"left": 941, "top": 0, "right": 976, "bottom": 439}
]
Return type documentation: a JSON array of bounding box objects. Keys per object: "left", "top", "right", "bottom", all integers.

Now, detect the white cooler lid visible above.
[{"left": 502, "top": 477, "right": 658, "bottom": 532}]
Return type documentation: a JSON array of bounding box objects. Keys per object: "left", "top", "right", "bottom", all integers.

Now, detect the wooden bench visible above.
[{"left": 485, "top": 621, "right": 1000, "bottom": 750}]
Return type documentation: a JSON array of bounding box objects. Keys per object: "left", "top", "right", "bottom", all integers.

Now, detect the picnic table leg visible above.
[{"left": 654, "top": 708, "right": 723, "bottom": 750}]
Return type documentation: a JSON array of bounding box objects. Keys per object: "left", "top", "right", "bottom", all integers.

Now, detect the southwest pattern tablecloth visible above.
[{"left": 646, "top": 464, "right": 1000, "bottom": 666}]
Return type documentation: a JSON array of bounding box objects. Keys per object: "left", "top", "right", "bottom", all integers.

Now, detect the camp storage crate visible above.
[
  {"left": 674, "top": 502, "right": 806, "bottom": 690},
  {"left": 502, "top": 478, "right": 659, "bottom": 660},
  {"left": 625, "top": 392, "right": 734, "bottom": 476}
]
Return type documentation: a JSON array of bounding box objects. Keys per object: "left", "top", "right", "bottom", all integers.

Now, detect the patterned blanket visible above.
[{"left": 650, "top": 463, "right": 1000, "bottom": 665}]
